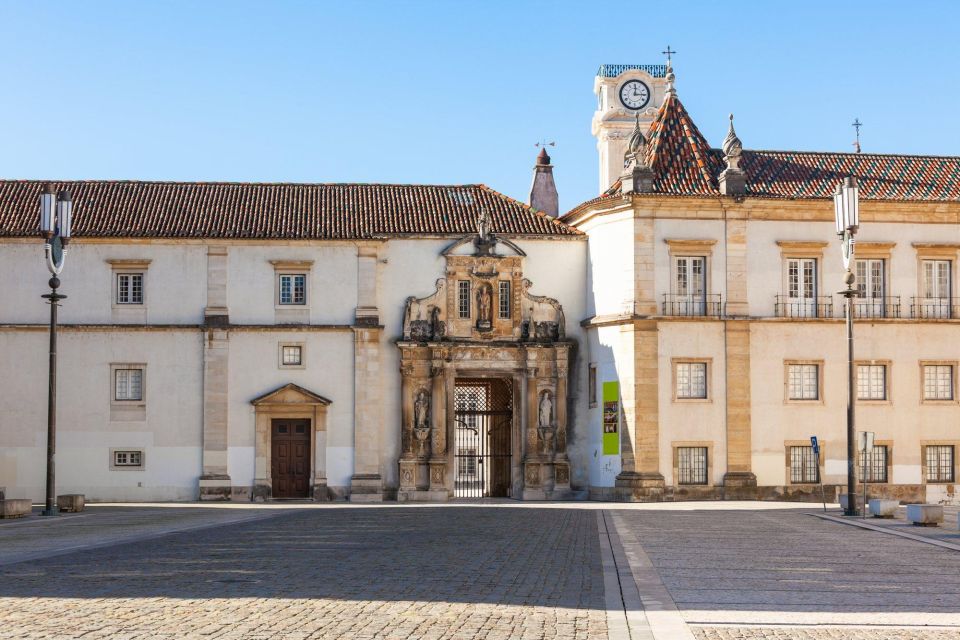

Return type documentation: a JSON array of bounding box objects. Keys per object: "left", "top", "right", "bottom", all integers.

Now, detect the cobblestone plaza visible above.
[{"left": 1, "top": 503, "right": 959, "bottom": 639}]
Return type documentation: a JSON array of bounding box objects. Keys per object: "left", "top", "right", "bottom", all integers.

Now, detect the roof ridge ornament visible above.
[
  {"left": 852, "top": 118, "right": 862, "bottom": 154},
  {"left": 722, "top": 113, "right": 743, "bottom": 172},
  {"left": 624, "top": 113, "right": 648, "bottom": 166},
  {"left": 662, "top": 45, "right": 677, "bottom": 97}
]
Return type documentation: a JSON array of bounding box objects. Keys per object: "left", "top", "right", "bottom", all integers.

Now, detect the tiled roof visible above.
[
  {"left": 569, "top": 92, "right": 960, "bottom": 215},
  {"left": 0, "top": 181, "right": 581, "bottom": 239},
  {"left": 597, "top": 64, "right": 667, "bottom": 78},
  {"left": 643, "top": 93, "right": 722, "bottom": 196}
]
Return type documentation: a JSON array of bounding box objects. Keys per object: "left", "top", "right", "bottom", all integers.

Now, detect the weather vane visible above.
[
  {"left": 662, "top": 45, "right": 676, "bottom": 66},
  {"left": 852, "top": 118, "right": 862, "bottom": 154},
  {"left": 535, "top": 140, "right": 556, "bottom": 149}
]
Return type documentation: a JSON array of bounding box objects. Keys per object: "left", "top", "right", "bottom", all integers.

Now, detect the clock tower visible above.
[{"left": 592, "top": 63, "right": 670, "bottom": 192}]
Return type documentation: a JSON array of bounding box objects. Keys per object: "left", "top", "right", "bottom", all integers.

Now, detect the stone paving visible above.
[
  {"left": 611, "top": 507, "right": 960, "bottom": 638},
  {"left": 0, "top": 506, "right": 605, "bottom": 639},
  {"left": 2, "top": 503, "right": 960, "bottom": 639}
]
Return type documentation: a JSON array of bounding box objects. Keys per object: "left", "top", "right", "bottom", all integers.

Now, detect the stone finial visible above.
[
  {"left": 718, "top": 114, "right": 746, "bottom": 197},
  {"left": 664, "top": 62, "right": 676, "bottom": 98},
  {"left": 722, "top": 113, "right": 743, "bottom": 172},
  {"left": 626, "top": 113, "right": 647, "bottom": 159}
]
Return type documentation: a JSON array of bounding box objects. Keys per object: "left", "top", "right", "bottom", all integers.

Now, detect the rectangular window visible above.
[
  {"left": 676, "top": 362, "right": 707, "bottom": 399},
  {"left": 115, "top": 369, "right": 143, "bottom": 401},
  {"left": 498, "top": 281, "right": 511, "bottom": 318},
  {"left": 458, "top": 449, "right": 477, "bottom": 477},
  {"left": 921, "top": 259, "right": 951, "bottom": 318},
  {"left": 790, "top": 445, "right": 820, "bottom": 483},
  {"left": 855, "top": 259, "right": 885, "bottom": 300},
  {"left": 856, "top": 364, "right": 887, "bottom": 401},
  {"left": 677, "top": 447, "right": 708, "bottom": 485},
  {"left": 116, "top": 273, "right": 144, "bottom": 305},
  {"left": 114, "top": 450, "right": 143, "bottom": 467},
  {"left": 278, "top": 274, "right": 306, "bottom": 305},
  {"left": 588, "top": 364, "right": 597, "bottom": 407},
  {"left": 925, "top": 445, "right": 955, "bottom": 483},
  {"left": 458, "top": 280, "right": 471, "bottom": 318},
  {"left": 787, "top": 364, "right": 819, "bottom": 400},
  {"left": 859, "top": 445, "right": 888, "bottom": 483},
  {"left": 924, "top": 364, "right": 954, "bottom": 400},
  {"left": 282, "top": 345, "right": 302, "bottom": 366}
]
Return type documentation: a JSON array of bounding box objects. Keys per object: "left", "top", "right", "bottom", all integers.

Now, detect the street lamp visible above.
[
  {"left": 38, "top": 183, "right": 72, "bottom": 516},
  {"left": 834, "top": 176, "right": 859, "bottom": 516}
]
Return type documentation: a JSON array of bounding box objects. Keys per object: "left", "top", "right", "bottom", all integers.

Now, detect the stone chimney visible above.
[{"left": 529, "top": 147, "right": 559, "bottom": 217}]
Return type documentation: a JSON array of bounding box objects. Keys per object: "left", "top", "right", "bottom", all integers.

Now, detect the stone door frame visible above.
[{"left": 251, "top": 383, "right": 331, "bottom": 501}]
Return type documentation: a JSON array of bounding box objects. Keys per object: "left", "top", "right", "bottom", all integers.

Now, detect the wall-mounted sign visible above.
[{"left": 602, "top": 381, "right": 620, "bottom": 455}]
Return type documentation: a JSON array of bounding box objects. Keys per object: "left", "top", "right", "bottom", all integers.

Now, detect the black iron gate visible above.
[{"left": 454, "top": 378, "right": 512, "bottom": 498}]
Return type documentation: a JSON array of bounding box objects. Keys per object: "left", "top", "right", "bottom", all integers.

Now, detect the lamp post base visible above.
[{"left": 40, "top": 507, "right": 59, "bottom": 517}]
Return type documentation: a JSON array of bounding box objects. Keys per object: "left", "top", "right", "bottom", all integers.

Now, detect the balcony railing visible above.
[
  {"left": 774, "top": 295, "right": 833, "bottom": 318},
  {"left": 852, "top": 296, "right": 901, "bottom": 319},
  {"left": 911, "top": 297, "right": 959, "bottom": 319},
  {"left": 661, "top": 294, "right": 723, "bottom": 317}
]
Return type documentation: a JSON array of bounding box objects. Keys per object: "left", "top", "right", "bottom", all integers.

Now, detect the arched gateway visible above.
[{"left": 397, "top": 218, "right": 574, "bottom": 501}]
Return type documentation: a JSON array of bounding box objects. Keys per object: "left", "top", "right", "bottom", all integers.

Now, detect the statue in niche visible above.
[
  {"left": 538, "top": 391, "right": 553, "bottom": 428},
  {"left": 413, "top": 388, "right": 431, "bottom": 457},
  {"left": 476, "top": 284, "right": 493, "bottom": 330},
  {"left": 430, "top": 306, "right": 444, "bottom": 340},
  {"left": 538, "top": 391, "right": 555, "bottom": 456},
  {"left": 477, "top": 210, "right": 491, "bottom": 242}
]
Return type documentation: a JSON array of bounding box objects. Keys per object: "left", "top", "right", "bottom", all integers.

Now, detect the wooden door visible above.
[{"left": 271, "top": 419, "right": 311, "bottom": 498}]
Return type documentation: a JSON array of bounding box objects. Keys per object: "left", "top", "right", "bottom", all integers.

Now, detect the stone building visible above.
[{"left": 1, "top": 60, "right": 959, "bottom": 503}]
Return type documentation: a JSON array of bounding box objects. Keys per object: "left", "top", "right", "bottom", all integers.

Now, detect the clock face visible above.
[{"left": 619, "top": 80, "right": 650, "bottom": 110}]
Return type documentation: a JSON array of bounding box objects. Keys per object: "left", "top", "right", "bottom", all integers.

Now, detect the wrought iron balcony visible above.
[
  {"left": 852, "top": 296, "right": 901, "bottom": 319},
  {"left": 910, "top": 297, "right": 959, "bottom": 319},
  {"left": 661, "top": 294, "right": 723, "bottom": 317},
  {"left": 774, "top": 295, "right": 833, "bottom": 319}
]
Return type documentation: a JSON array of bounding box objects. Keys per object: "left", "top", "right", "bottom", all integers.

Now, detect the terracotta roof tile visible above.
[{"left": 0, "top": 181, "right": 581, "bottom": 239}]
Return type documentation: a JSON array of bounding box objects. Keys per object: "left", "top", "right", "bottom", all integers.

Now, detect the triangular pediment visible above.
[{"left": 250, "top": 383, "right": 331, "bottom": 406}]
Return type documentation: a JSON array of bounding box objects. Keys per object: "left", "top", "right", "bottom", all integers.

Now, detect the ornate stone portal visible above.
[{"left": 398, "top": 216, "right": 574, "bottom": 501}]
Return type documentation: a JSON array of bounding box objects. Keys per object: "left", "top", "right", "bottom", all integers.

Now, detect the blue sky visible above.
[{"left": 1, "top": 1, "right": 958, "bottom": 211}]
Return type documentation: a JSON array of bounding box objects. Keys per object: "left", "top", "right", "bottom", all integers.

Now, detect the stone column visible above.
[
  {"left": 554, "top": 352, "right": 571, "bottom": 489},
  {"left": 429, "top": 361, "right": 452, "bottom": 495},
  {"left": 398, "top": 362, "right": 417, "bottom": 493},
  {"left": 522, "top": 364, "right": 543, "bottom": 496},
  {"left": 200, "top": 328, "right": 231, "bottom": 500},
  {"left": 723, "top": 321, "right": 756, "bottom": 490},
  {"left": 350, "top": 327, "right": 383, "bottom": 502}
]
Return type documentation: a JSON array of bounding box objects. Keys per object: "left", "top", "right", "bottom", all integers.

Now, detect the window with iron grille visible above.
[
  {"left": 859, "top": 445, "right": 888, "bottom": 483},
  {"left": 857, "top": 364, "right": 887, "bottom": 400},
  {"left": 281, "top": 345, "right": 302, "bottom": 366},
  {"left": 457, "top": 448, "right": 477, "bottom": 477},
  {"left": 676, "top": 362, "right": 707, "bottom": 399},
  {"left": 458, "top": 280, "right": 471, "bottom": 318},
  {"left": 787, "top": 364, "right": 819, "bottom": 400},
  {"left": 925, "top": 445, "right": 955, "bottom": 482},
  {"left": 924, "top": 365, "right": 954, "bottom": 400},
  {"left": 677, "top": 447, "right": 708, "bottom": 485},
  {"left": 278, "top": 274, "right": 306, "bottom": 305},
  {"left": 116, "top": 273, "right": 144, "bottom": 304},
  {"left": 115, "top": 369, "right": 143, "bottom": 401},
  {"left": 790, "top": 445, "right": 819, "bottom": 483},
  {"left": 114, "top": 450, "right": 142, "bottom": 467},
  {"left": 498, "top": 281, "right": 511, "bottom": 318}
]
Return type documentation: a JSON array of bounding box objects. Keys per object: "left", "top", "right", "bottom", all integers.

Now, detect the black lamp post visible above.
[
  {"left": 834, "top": 176, "right": 860, "bottom": 516},
  {"left": 38, "top": 184, "right": 72, "bottom": 516}
]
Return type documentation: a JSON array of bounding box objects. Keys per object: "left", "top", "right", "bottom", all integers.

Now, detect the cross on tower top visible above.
[
  {"left": 852, "top": 118, "right": 862, "bottom": 154},
  {"left": 662, "top": 45, "right": 676, "bottom": 66}
]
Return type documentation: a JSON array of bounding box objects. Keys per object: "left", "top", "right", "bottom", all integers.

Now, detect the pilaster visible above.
[
  {"left": 725, "top": 217, "right": 749, "bottom": 316},
  {"left": 200, "top": 327, "right": 230, "bottom": 500},
  {"left": 633, "top": 217, "right": 657, "bottom": 315},
  {"left": 350, "top": 327, "right": 383, "bottom": 502},
  {"left": 204, "top": 245, "right": 229, "bottom": 325},
  {"left": 723, "top": 320, "right": 756, "bottom": 488}
]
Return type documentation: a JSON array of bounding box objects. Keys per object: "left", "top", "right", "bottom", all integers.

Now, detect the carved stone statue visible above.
[
  {"left": 538, "top": 391, "right": 553, "bottom": 428},
  {"left": 414, "top": 388, "right": 429, "bottom": 429},
  {"left": 476, "top": 284, "right": 492, "bottom": 329},
  {"left": 477, "top": 210, "right": 490, "bottom": 242}
]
